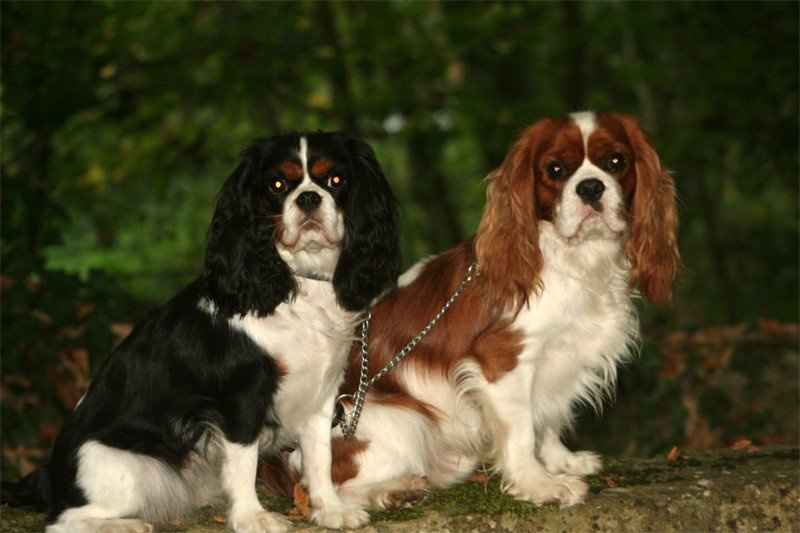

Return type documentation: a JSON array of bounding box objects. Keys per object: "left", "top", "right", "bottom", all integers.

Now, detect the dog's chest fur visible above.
[
  {"left": 513, "top": 227, "right": 639, "bottom": 426},
  {"left": 231, "top": 278, "right": 359, "bottom": 449}
]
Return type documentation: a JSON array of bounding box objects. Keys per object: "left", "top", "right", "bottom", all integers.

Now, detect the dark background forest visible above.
[{"left": 2, "top": 1, "right": 798, "bottom": 479}]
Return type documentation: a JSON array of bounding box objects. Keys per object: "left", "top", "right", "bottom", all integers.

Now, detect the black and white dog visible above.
[{"left": 2, "top": 132, "right": 399, "bottom": 531}]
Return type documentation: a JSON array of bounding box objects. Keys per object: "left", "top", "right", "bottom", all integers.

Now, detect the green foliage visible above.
[
  {"left": 0, "top": 0, "right": 797, "bottom": 476},
  {"left": 572, "top": 324, "right": 800, "bottom": 457},
  {"left": 2, "top": 1, "right": 797, "bottom": 320},
  {"left": 0, "top": 253, "right": 140, "bottom": 479}
]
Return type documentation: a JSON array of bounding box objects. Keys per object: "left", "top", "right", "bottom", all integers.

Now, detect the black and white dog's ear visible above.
[
  {"left": 203, "top": 141, "right": 296, "bottom": 317},
  {"left": 333, "top": 136, "right": 400, "bottom": 311}
]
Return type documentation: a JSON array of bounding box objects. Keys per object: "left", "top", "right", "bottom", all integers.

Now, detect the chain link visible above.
[{"left": 337, "top": 261, "right": 478, "bottom": 440}]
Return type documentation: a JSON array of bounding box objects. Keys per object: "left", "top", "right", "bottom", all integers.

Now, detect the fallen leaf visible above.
[
  {"left": 2, "top": 443, "right": 48, "bottom": 476},
  {"left": 666, "top": 446, "right": 681, "bottom": 462},
  {"left": 212, "top": 515, "right": 228, "bottom": 524},
  {"left": 289, "top": 483, "right": 312, "bottom": 521},
  {"left": 56, "top": 325, "right": 88, "bottom": 340},
  {"left": 30, "top": 309, "right": 53, "bottom": 325},
  {"left": 2, "top": 374, "right": 32, "bottom": 388},
  {"left": 75, "top": 300, "right": 95, "bottom": 319},
  {"left": 468, "top": 473, "right": 490, "bottom": 484},
  {"left": 731, "top": 439, "right": 760, "bottom": 453},
  {"left": 758, "top": 320, "right": 800, "bottom": 341},
  {"left": 0, "top": 274, "right": 17, "bottom": 293},
  {"left": 602, "top": 475, "right": 616, "bottom": 488},
  {"left": 37, "top": 421, "right": 61, "bottom": 441},
  {"left": 110, "top": 322, "right": 134, "bottom": 347}
]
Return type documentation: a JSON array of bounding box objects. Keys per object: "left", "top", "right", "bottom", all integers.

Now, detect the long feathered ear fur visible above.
[
  {"left": 333, "top": 137, "right": 400, "bottom": 311},
  {"left": 333, "top": 136, "right": 400, "bottom": 311},
  {"left": 619, "top": 115, "right": 682, "bottom": 304},
  {"left": 474, "top": 129, "right": 542, "bottom": 312},
  {"left": 203, "top": 141, "right": 296, "bottom": 317}
]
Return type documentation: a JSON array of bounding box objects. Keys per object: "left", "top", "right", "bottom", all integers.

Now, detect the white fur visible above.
[
  {"left": 48, "top": 134, "right": 376, "bottom": 531},
  {"left": 570, "top": 111, "right": 597, "bottom": 151},
  {"left": 328, "top": 114, "right": 639, "bottom": 510},
  {"left": 231, "top": 278, "right": 368, "bottom": 528},
  {"left": 553, "top": 159, "right": 627, "bottom": 244},
  {"left": 277, "top": 136, "right": 345, "bottom": 278},
  {"left": 50, "top": 279, "right": 362, "bottom": 532},
  {"left": 298, "top": 136, "right": 309, "bottom": 175},
  {"left": 397, "top": 258, "right": 429, "bottom": 287},
  {"left": 48, "top": 439, "right": 223, "bottom": 533},
  {"left": 222, "top": 441, "right": 290, "bottom": 533},
  {"left": 231, "top": 279, "right": 359, "bottom": 454},
  {"left": 332, "top": 229, "right": 637, "bottom": 509}
]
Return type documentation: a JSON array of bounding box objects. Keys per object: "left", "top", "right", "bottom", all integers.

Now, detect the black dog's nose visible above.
[
  {"left": 296, "top": 191, "right": 322, "bottom": 213},
  {"left": 576, "top": 179, "right": 605, "bottom": 204}
]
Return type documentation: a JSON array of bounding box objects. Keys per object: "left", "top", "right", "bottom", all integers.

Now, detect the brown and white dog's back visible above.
[{"left": 274, "top": 112, "right": 680, "bottom": 515}]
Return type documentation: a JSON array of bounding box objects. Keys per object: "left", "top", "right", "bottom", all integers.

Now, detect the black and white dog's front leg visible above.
[
  {"left": 221, "top": 440, "right": 290, "bottom": 533},
  {"left": 299, "top": 406, "right": 369, "bottom": 529}
]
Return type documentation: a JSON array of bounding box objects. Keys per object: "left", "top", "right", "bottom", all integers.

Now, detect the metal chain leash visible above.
[{"left": 335, "top": 261, "right": 478, "bottom": 440}]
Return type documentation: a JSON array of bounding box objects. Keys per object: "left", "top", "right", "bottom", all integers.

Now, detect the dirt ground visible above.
[{"left": 2, "top": 445, "right": 797, "bottom": 532}]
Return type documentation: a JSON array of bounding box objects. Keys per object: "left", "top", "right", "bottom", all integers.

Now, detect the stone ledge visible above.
[{"left": 1, "top": 446, "right": 797, "bottom": 532}]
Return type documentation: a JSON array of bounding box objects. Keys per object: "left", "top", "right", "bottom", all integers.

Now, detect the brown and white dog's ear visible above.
[
  {"left": 618, "top": 115, "right": 682, "bottom": 304},
  {"left": 474, "top": 128, "right": 543, "bottom": 312}
]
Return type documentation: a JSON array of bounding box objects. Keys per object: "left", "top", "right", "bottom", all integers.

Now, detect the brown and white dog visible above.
[{"left": 271, "top": 111, "right": 680, "bottom": 517}]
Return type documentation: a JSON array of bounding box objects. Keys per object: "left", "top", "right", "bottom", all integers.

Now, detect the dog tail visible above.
[
  {"left": 1, "top": 467, "right": 51, "bottom": 511},
  {"left": 258, "top": 453, "right": 299, "bottom": 500}
]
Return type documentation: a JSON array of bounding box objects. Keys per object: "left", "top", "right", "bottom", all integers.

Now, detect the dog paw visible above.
[
  {"left": 506, "top": 475, "right": 588, "bottom": 507},
  {"left": 47, "top": 518, "right": 154, "bottom": 533},
  {"left": 230, "top": 510, "right": 290, "bottom": 533},
  {"left": 546, "top": 451, "right": 602, "bottom": 477},
  {"left": 98, "top": 520, "right": 154, "bottom": 533},
  {"left": 312, "top": 503, "right": 369, "bottom": 529},
  {"left": 385, "top": 476, "right": 430, "bottom": 509}
]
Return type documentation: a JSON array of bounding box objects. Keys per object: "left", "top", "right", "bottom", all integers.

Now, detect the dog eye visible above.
[
  {"left": 269, "top": 178, "right": 287, "bottom": 193},
  {"left": 326, "top": 174, "right": 346, "bottom": 189},
  {"left": 606, "top": 153, "right": 627, "bottom": 172},
  {"left": 545, "top": 162, "right": 566, "bottom": 180}
]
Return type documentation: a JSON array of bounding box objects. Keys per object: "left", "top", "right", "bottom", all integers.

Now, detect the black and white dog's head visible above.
[{"left": 203, "top": 132, "right": 400, "bottom": 317}]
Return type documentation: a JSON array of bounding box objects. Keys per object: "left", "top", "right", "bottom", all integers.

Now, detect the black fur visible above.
[
  {"left": 1, "top": 132, "right": 400, "bottom": 525},
  {"left": 204, "top": 132, "right": 399, "bottom": 315},
  {"left": 334, "top": 136, "right": 401, "bottom": 311}
]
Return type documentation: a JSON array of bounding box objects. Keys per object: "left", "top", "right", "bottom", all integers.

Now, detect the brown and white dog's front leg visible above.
[
  {"left": 487, "top": 369, "right": 589, "bottom": 507},
  {"left": 299, "top": 408, "right": 369, "bottom": 529}
]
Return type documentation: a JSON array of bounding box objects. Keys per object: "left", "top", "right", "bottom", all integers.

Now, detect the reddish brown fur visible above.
[
  {"left": 340, "top": 240, "right": 524, "bottom": 405},
  {"left": 530, "top": 117, "right": 584, "bottom": 221},
  {"left": 331, "top": 437, "right": 370, "bottom": 485},
  {"left": 280, "top": 161, "right": 303, "bottom": 180},
  {"left": 311, "top": 158, "right": 334, "bottom": 177},
  {"left": 470, "top": 317, "right": 525, "bottom": 383},
  {"left": 258, "top": 455, "right": 298, "bottom": 500},
  {"left": 595, "top": 113, "right": 682, "bottom": 304},
  {"left": 284, "top": 113, "right": 681, "bottom": 495},
  {"left": 473, "top": 127, "right": 543, "bottom": 312}
]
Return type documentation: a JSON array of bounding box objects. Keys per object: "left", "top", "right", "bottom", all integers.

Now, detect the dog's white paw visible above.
[
  {"left": 545, "top": 450, "right": 603, "bottom": 477},
  {"left": 367, "top": 476, "right": 431, "bottom": 510},
  {"left": 507, "top": 474, "right": 588, "bottom": 507},
  {"left": 47, "top": 518, "right": 154, "bottom": 533},
  {"left": 97, "top": 520, "right": 154, "bottom": 533},
  {"left": 230, "top": 510, "right": 290, "bottom": 533},
  {"left": 312, "top": 503, "right": 369, "bottom": 529}
]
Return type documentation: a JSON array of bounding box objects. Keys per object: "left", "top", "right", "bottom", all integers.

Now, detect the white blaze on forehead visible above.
[
  {"left": 298, "top": 136, "right": 310, "bottom": 180},
  {"left": 569, "top": 111, "right": 597, "bottom": 153}
]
